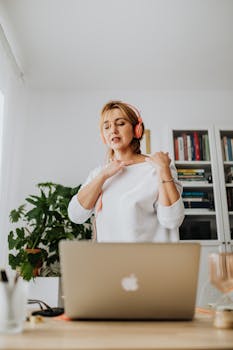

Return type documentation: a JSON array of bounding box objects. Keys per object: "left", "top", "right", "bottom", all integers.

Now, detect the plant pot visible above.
[{"left": 25, "top": 248, "right": 43, "bottom": 277}]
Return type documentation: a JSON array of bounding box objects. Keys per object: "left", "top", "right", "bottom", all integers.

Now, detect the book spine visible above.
[
  {"left": 231, "top": 139, "right": 233, "bottom": 161},
  {"left": 178, "top": 136, "right": 184, "bottom": 161},
  {"left": 174, "top": 137, "right": 179, "bottom": 160},
  {"left": 223, "top": 136, "right": 229, "bottom": 161},
  {"left": 190, "top": 134, "right": 195, "bottom": 160},
  {"left": 193, "top": 131, "right": 200, "bottom": 161},
  {"left": 204, "top": 134, "right": 210, "bottom": 161},
  {"left": 199, "top": 134, "right": 203, "bottom": 160},
  {"left": 182, "top": 133, "right": 188, "bottom": 161},
  {"left": 227, "top": 137, "right": 233, "bottom": 161},
  {"left": 182, "top": 191, "right": 206, "bottom": 197},
  {"left": 202, "top": 134, "right": 206, "bottom": 160},
  {"left": 184, "top": 202, "right": 211, "bottom": 209},
  {"left": 187, "top": 135, "right": 192, "bottom": 161}
]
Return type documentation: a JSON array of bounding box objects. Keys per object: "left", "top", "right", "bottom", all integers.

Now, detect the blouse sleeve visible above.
[
  {"left": 156, "top": 164, "right": 185, "bottom": 230},
  {"left": 68, "top": 166, "right": 103, "bottom": 224}
]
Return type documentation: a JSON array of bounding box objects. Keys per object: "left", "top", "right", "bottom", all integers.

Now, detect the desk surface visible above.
[{"left": 0, "top": 313, "right": 233, "bottom": 350}]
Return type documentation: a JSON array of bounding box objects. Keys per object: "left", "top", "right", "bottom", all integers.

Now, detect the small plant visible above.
[{"left": 8, "top": 182, "right": 92, "bottom": 280}]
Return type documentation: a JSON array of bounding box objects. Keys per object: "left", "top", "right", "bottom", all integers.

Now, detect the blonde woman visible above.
[{"left": 68, "top": 100, "right": 184, "bottom": 242}]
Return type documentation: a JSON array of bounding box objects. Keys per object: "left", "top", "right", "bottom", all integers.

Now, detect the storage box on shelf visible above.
[{"left": 171, "top": 128, "right": 224, "bottom": 244}]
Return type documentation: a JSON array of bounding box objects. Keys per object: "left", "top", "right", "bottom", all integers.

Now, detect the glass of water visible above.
[{"left": 209, "top": 252, "right": 233, "bottom": 309}]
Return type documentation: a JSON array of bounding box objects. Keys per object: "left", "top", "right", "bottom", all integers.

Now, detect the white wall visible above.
[
  {"left": 20, "top": 89, "right": 233, "bottom": 188},
  {"left": 1, "top": 88, "right": 233, "bottom": 267}
]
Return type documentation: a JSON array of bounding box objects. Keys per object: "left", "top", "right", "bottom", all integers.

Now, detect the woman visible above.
[{"left": 68, "top": 100, "right": 184, "bottom": 242}]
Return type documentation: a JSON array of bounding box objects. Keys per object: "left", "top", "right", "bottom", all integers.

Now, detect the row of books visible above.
[
  {"left": 182, "top": 190, "right": 214, "bottom": 209},
  {"left": 177, "top": 168, "right": 208, "bottom": 184},
  {"left": 227, "top": 188, "right": 233, "bottom": 211},
  {"left": 222, "top": 136, "right": 233, "bottom": 161},
  {"left": 174, "top": 132, "right": 210, "bottom": 161}
]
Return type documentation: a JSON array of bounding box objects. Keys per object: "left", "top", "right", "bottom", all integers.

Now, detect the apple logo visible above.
[{"left": 121, "top": 273, "right": 139, "bottom": 292}]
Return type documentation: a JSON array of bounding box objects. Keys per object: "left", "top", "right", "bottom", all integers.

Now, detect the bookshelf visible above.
[
  {"left": 214, "top": 127, "right": 233, "bottom": 252},
  {"left": 169, "top": 126, "right": 233, "bottom": 306},
  {"left": 171, "top": 127, "right": 225, "bottom": 244}
]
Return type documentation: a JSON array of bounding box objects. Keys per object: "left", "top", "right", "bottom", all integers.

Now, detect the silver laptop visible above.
[{"left": 59, "top": 241, "right": 200, "bottom": 320}]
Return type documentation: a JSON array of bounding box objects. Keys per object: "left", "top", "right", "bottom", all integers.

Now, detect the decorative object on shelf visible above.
[
  {"left": 141, "top": 129, "right": 151, "bottom": 154},
  {"left": 8, "top": 182, "right": 93, "bottom": 281},
  {"left": 209, "top": 252, "right": 233, "bottom": 311}
]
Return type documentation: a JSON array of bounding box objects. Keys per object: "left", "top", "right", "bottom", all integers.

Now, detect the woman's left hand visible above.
[
  {"left": 145, "top": 151, "right": 171, "bottom": 170},
  {"left": 146, "top": 152, "right": 180, "bottom": 206}
]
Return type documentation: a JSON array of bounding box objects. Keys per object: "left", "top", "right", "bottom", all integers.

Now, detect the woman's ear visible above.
[{"left": 134, "top": 118, "right": 143, "bottom": 139}]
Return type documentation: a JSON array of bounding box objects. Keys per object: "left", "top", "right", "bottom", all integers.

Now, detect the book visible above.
[
  {"left": 182, "top": 191, "right": 206, "bottom": 197},
  {"left": 178, "top": 169, "right": 206, "bottom": 181},
  {"left": 183, "top": 198, "right": 205, "bottom": 202},
  {"left": 182, "top": 181, "right": 209, "bottom": 185},
  {"left": 204, "top": 134, "right": 210, "bottom": 161},
  {"left": 174, "top": 137, "right": 179, "bottom": 160},
  {"left": 202, "top": 134, "right": 206, "bottom": 160},
  {"left": 223, "top": 136, "right": 229, "bottom": 161},
  {"left": 231, "top": 139, "right": 233, "bottom": 161},
  {"left": 189, "top": 134, "right": 195, "bottom": 160},
  {"left": 199, "top": 134, "right": 203, "bottom": 160},
  {"left": 187, "top": 135, "right": 192, "bottom": 161},
  {"left": 184, "top": 201, "right": 211, "bottom": 209},
  {"left": 177, "top": 136, "right": 184, "bottom": 161},
  {"left": 193, "top": 131, "right": 200, "bottom": 161},
  {"left": 178, "top": 168, "right": 205, "bottom": 173},
  {"left": 182, "top": 133, "right": 188, "bottom": 161},
  {"left": 227, "top": 137, "right": 233, "bottom": 161}
]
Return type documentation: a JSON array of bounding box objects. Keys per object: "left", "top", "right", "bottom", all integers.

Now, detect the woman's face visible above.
[{"left": 102, "top": 108, "right": 134, "bottom": 152}]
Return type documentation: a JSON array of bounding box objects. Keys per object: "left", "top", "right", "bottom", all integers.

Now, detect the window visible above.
[{"left": 0, "top": 90, "right": 4, "bottom": 173}]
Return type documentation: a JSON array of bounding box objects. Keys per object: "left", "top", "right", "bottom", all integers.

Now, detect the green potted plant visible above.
[{"left": 8, "top": 182, "right": 93, "bottom": 281}]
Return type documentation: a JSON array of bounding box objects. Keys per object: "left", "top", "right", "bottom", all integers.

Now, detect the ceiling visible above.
[{"left": 1, "top": 0, "right": 233, "bottom": 89}]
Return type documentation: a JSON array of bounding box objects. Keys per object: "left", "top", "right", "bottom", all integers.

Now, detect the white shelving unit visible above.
[
  {"left": 170, "top": 127, "right": 225, "bottom": 245},
  {"left": 169, "top": 126, "right": 229, "bottom": 306},
  {"left": 214, "top": 126, "right": 233, "bottom": 253}
]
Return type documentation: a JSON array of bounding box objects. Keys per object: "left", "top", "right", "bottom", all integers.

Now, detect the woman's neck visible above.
[{"left": 113, "top": 150, "right": 146, "bottom": 163}]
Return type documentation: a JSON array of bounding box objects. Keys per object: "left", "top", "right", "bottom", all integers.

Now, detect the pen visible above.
[
  {"left": 0, "top": 269, "right": 9, "bottom": 283},
  {"left": 14, "top": 272, "right": 20, "bottom": 284}
]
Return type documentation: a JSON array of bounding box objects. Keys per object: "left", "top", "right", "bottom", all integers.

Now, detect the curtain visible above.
[{"left": 0, "top": 10, "right": 25, "bottom": 267}]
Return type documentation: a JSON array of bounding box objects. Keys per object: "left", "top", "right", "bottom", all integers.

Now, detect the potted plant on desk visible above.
[{"left": 8, "top": 182, "right": 93, "bottom": 281}]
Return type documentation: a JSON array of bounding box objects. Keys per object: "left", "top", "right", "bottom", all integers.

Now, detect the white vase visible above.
[{"left": 28, "top": 277, "right": 63, "bottom": 308}]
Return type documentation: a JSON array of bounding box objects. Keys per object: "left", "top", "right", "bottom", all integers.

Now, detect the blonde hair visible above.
[{"left": 100, "top": 100, "right": 145, "bottom": 161}]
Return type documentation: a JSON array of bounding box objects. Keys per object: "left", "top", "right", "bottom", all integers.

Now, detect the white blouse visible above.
[{"left": 68, "top": 162, "right": 185, "bottom": 242}]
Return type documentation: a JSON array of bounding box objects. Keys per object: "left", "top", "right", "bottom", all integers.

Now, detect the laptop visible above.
[{"left": 59, "top": 241, "right": 200, "bottom": 320}]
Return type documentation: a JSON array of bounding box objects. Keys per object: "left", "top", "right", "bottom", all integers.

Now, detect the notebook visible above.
[{"left": 59, "top": 241, "right": 200, "bottom": 320}]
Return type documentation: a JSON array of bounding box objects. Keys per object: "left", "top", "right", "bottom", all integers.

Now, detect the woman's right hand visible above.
[
  {"left": 77, "top": 159, "right": 133, "bottom": 210},
  {"left": 101, "top": 160, "right": 133, "bottom": 179}
]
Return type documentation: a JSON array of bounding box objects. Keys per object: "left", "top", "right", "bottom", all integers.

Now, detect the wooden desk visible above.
[{"left": 0, "top": 313, "right": 233, "bottom": 350}]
